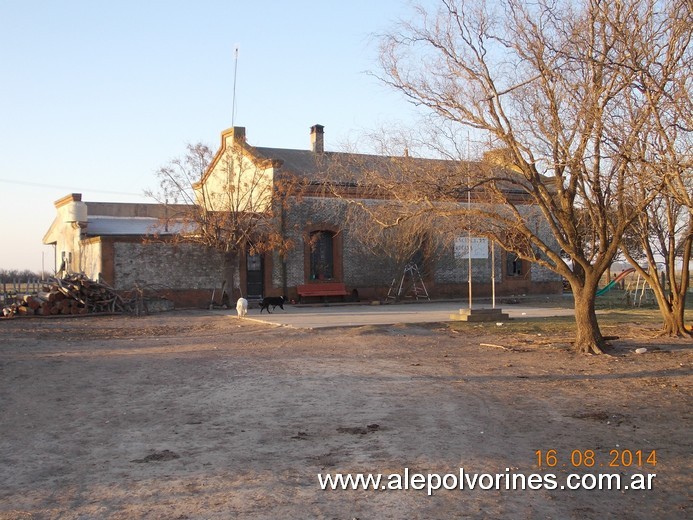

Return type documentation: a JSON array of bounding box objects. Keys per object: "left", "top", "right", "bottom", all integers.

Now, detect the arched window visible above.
[{"left": 310, "top": 231, "right": 334, "bottom": 280}]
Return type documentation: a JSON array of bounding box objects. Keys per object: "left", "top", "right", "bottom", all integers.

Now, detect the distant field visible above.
[{"left": 0, "top": 279, "right": 46, "bottom": 304}]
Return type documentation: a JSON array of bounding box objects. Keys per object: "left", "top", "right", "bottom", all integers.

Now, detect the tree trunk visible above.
[
  {"left": 606, "top": 265, "right": 612, "bottom": 290},
  {"left": 668, "top": 237, "right": 692, "bottom": 338},
  {"left": 572, "top": 287, "right": 607, "bottom": 354},
  {"left": 656, "top": 290, "right": 693, "bottom": 338},
  {"left": 621, "top": 236, "right": 691, "bottom": 338},
  {"left": 222, "top": 251, "right": 240, "bottom": 303},
  {"left": 660, "top": 312, "right": 689, "bottom": 337},
  {"left": 672, "top": 295, "right": 692, "bottom": 337},
  {"left": 638, "top": 240, "right": 692, "bottom": 338}
]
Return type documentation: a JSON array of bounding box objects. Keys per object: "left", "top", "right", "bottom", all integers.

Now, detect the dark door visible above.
[{"left": 246, "top": 252, "right": 264, "bottom": 298}]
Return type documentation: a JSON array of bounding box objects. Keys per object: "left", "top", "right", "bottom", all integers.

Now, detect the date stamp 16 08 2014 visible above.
[{"left": 535, "top": 449, "right": 657, "bottom": 469}]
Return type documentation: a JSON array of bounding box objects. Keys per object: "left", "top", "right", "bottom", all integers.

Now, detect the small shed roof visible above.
[{"left": 85, "top": 216, "right": 183, "bottom": 236}]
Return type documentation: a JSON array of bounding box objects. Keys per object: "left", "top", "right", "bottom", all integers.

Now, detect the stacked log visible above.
[{"left": 1, "top": 273, "right": 135, "bottom": 318}]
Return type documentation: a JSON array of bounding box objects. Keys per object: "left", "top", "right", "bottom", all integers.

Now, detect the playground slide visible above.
[{"left": 596, "top": 267, "right": 636, "bottom": 296}]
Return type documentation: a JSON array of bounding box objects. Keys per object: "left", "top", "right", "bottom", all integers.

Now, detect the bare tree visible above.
[
  {"left": 612, "top": 0, "right": 693, "bottom": 336},
  {"left": 363, "top": 0, "right": 690, "bottom": 353},
  {"left": 619, "top": 101, "right": 692, "bottom": 336},
  {"left": 0, "top": 269, "right": 43, "bottom": 282},
  {"left": 146, "top": 141, "right": 297, "bottom": 302},
  {"left": 623, "top": 194, "right": 692, "bottom": 336}
]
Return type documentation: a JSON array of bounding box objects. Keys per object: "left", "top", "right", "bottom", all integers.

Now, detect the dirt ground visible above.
[{"left": 0, "top": 309, "right": 691, "bottom": 519}]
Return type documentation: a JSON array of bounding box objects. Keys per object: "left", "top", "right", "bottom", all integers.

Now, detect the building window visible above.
[
  {"left": 310, "top": 231, "right": 334, "bottom": 280},
  {"left": 507, "top": 252, "right": 523, "bottom": 277}
]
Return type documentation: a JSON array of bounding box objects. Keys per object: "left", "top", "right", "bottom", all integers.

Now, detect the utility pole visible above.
[{"left": 232, "top": 45, "right": 239, "bottom": 126}]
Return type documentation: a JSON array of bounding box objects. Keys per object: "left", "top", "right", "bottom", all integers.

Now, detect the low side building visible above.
[{"left": 43, "top": 193, "right": 223, "bottom": 307}]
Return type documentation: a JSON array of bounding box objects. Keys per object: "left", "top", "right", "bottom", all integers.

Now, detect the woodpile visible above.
[{"left": 2, "top": 273, "right": 136, "bottom": 318}]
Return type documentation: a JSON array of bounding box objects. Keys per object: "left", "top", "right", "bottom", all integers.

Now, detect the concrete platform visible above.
[
  {"left": 450, "top": 307, "right": 510, "bottom": 322},
  {"left": 234, "top": 300, "right": 576, "bottom": 329}
]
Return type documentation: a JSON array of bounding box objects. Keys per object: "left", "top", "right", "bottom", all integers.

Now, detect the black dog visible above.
[{"left": 259, "top": 296, "right": 285, "bottom": 314}]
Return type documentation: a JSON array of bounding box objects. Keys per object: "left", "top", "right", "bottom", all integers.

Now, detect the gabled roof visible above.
[
  {"left": 194, "top": 127, "right": 282, "bottom": 189},
  {"left": 252, "top": 147, "right": 404, "bottom": 184},
  {"left": 198, "top": 126, "right": 542, "bottom": 201},
  {"left": 197, "top": 126, "right": 466, "bottom": 188}
]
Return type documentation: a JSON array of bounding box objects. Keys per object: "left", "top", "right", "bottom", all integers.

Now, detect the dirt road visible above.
[{"left": 0, "top": 311, "right": 690, "bottom": 519}]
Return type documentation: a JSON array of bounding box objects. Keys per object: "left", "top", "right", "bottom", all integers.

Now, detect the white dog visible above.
[{"left": 236, "top": 297, "right": 248, "bottom": 319}]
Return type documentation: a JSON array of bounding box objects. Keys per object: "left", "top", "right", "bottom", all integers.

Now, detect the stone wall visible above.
[
  {"left": 433, "top": 241, "right": 499, "bottom": 285},
  {"left": 276, "top": 196, "right": 562, "bottom": 299},
  {"left": 113, "top": 241, "right": 225, "bottom": 307},
  {"left": 277, "top": 197, "right": 398, "bottom": 298},
  {"left": 104, "top": 196, "right": 563, "bottom": 305}
]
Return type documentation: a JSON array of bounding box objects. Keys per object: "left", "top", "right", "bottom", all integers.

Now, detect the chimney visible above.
[
  {"left": 231, "top": 126, "right": 246, "bottom": 143},
  {"left": 310, "top": 124, "right": 324, "bottom": 153},
  {"left": 55, "top": 193, "right": 87, "bottom": 229}
]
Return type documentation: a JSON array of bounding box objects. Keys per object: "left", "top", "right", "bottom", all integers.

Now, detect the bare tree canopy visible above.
[
  {"left": 146, "top": 140, "right": 298, "bottom": 301},
  {"left": 368, "top": 0, "right": 692, "bottom": 353}
]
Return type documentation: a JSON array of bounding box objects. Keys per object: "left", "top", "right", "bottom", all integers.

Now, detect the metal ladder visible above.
[{"left": 387, "top": 263, "right": 430, "bottom": 301}]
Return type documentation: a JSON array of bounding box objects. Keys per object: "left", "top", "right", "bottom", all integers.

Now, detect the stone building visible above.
[
  {"left": 43, "top": 125, "right": 563, "bottom": 307},
  {"left": 196, "top": 125, "right": 562, "bottom": 303},
  {"left": 42, "top": 194, "right": 226, "bottom": 307}
]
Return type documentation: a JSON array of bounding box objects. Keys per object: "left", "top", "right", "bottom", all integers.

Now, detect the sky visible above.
[{"left": 0, "top": 0, "right": 428, "bottom": 272}]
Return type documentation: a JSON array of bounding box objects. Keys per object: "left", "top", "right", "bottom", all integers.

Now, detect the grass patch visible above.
[
  {"left": 448, "top": 307, "right": 692, "bottom": 337},
  {"left": 448, "top": 315, "right": 575, "bottom": 336}
]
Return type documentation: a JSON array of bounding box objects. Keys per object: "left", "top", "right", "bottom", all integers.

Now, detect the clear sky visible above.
[{"left": 0, "top": 0, "right": 427, "bottom": 272}]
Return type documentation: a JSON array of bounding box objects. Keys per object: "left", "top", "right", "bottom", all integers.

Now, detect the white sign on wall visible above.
[{"left": 454, "top": 237, "right": 489, "bottom": 259}]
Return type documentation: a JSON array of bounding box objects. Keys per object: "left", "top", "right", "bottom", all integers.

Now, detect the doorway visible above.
[{"left": 246, "top": 252, "right": 264, "bottom": 299}]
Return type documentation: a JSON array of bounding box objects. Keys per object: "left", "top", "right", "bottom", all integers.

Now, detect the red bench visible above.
[{"left": 297, "top": 282, "right": 349, "bottom": 303}]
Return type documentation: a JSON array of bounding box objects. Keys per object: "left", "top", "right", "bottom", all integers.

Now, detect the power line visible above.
[{"left": 0, "top": 178, "right": 145, "bottom": 197}]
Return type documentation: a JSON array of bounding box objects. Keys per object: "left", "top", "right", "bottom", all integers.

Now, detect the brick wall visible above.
[
  {"left": 275, "top": 196, "right": 563, "bottom": 299},
  {"left": 433, "top": 241, "right": 497, "bottom": 284},
  {"left": 278, "top": 197, "right": 397, "bottom": 296},
  {"left": 106, "top": 197, "right": 563, "bottom": 304},
  {"left": 113, "top": 241, "right": 225, "bottom": 307}
]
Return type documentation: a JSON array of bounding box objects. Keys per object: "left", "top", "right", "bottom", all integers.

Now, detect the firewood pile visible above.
[{"left": 1, "top": 273, "right": 137, "bottom": 318}]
